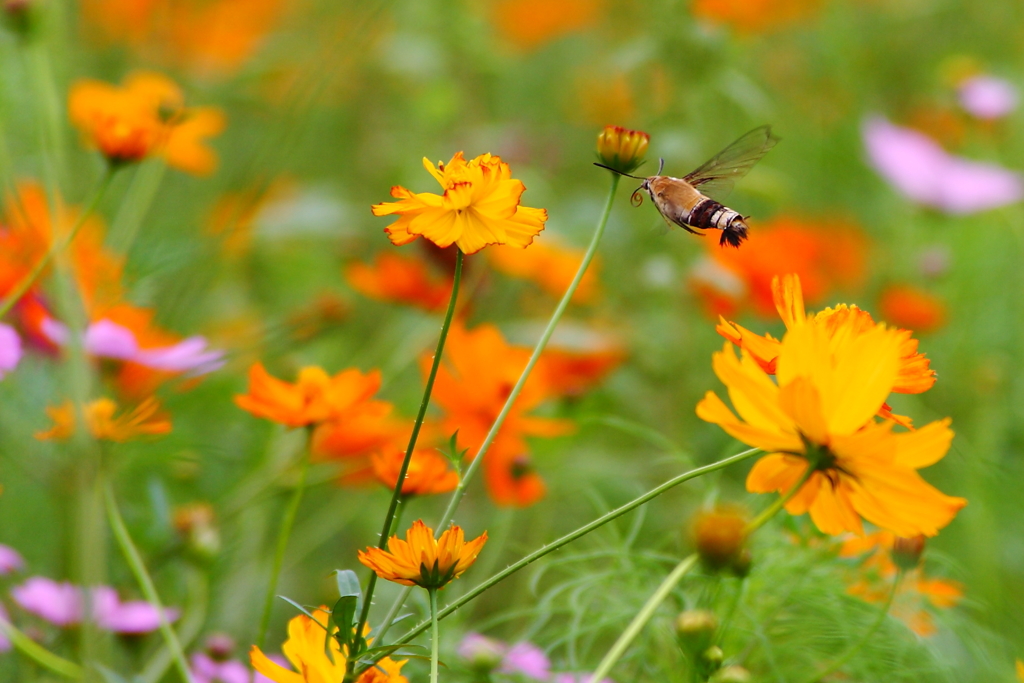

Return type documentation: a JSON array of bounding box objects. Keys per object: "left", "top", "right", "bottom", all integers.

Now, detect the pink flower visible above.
[
  {"left": 12, "top": 577, "right": 82, "bottom": 626},
  {"left": 500, "top": 642, "right": 551, "bottom": 681},
  {"left": 191, "top": 653, "right": 251, "bottom": 683},
  {"left": 959, "top": 75, "right": 1018, "bottom": 120},
  {"left": 0, "top": 324, "right": 21, "bottom": 379},
  {"left": 92, "top": 586, "right": 179, "bottom": 634},
  {"left": 458, "top": 632, "right": 506, "bottom": 670},
  {"left": 134, "top": 336, "right": 225, "bottom": 375},
  {"left": 0, "top": 544, "right": 24, "bottom": 575},
  {"left": 863, "top": 116, "right": 1024, "bottom": 214},
  {"left": 11, "top": 577, "right": 177, "bottom": 633}
]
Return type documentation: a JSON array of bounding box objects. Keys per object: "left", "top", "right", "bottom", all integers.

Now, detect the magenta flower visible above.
[
  {"left": 0, "top": 544, "right": 24, "bottom": 575},
  {"left": 863, "top": 116, "right": 1024, "bottom": 214},
  {"left": 0, "top": 324, "right": 21, "bottom": 379},
  {"left": 958, "top": 75, "right": 1018, "bottom": 120},
  {"left": 12, "top": 577, "right": 82, "bottom": 627},
  {"left": 500, "top": 642, "right": 552, "bottom": 681},
  {"left": 11, "top": 577, "right": 177, "bottom": 634},
  {"left": 458, "top": 632, "right": 506, "bottom": 670},
  {"left": 191, "top": 653, "right": 251, "bottom": 683},
  {"left": 41, "top": 317, "right": 224, "bottom": 376}
]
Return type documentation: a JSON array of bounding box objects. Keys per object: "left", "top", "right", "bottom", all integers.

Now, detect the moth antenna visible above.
[
  {"left": 657, "top": 157, "right": 665, "bottom": 175},
  {"left": 630, "top": 188, "right": 644, "bottom": 207},
  {"left": 592, "top": 163, "right": 646, "bottom": 180}
]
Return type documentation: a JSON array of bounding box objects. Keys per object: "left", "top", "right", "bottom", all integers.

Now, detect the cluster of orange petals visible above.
[
  {"left": 69, "top": 71, "right": 225, "bottom": 174},
  {"left": 346, "top": 252, "right": 453, "bottom": 312},
  {"left": 371, "top": 447, "right": 459, "bottom": 497},
  {"left": 839, "top": 531, "right": 963, "bottom": 637},
  {"left": 372, "top": 152, "right": 547, "bottom": 255},
  {"left": 718, "top": 274, "right": 936, "bottom": 426},
  {"left": 428, "top": 323, "right": 577, "bottom": 507},
  {"left": 692, "top": 0, "right": 824, "bottom": 33},
  {"left": 879, "top": 284, "right": 948, "bottom": 334},
  {"left": 36, "top": 397, "right": 171, "bottom": 443},
  {"left": 250, "top": 607, "right": 408, "bottom": 683},
  {"left": 235, "top": 363, "right": 383, "bottom": 428},
  {"left": 487, "top": 238, "right": 599, "bottom": 304},
  {"left": 81, "top": 0, "right": 289, "bottom": 78},
  {"left": 358, "top": 519, "right": 487, "bottom": 590},
  {"left": 491, "top": 0, "right": 604, "bottom": 50},
  {"left": 692, "top": 216, "right": 867, "bottom": 319},
  {"left": 698, "top": 275, "right": 966, "bottom": 537}
]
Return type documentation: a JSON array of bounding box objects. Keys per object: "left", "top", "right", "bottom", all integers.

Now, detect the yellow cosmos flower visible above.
[
  {"left": 35, "top": 397, "right": 171, "bottom": 443},
  {"left": 371, "top": 152, "right": 547, "bottom": 255},
  {"left": 358, "top": 519, "right": 487, "bottom": 589},
  {"left": 696, "top": 320, "right": 966, "bottom": 537},
  {"left": 717, "top": 274, "right": 936, "bottom": 427},
  {"left": 250, "top": 607, "right": 408, "bottom": 683}
]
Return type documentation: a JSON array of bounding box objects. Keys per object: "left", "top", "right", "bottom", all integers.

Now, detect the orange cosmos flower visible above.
[
  {"left": 491, "top": 0, "right": 604, "bottom": 50},
  {"left": 697, "top": 318, "right": 966, "bottom": 537},
  {"left": 487, "top": 238, "right": 599, "bottom": 304},
  {"left": 313, "top": 401, "right": 404, "bottom": 485},
  {"left": 250, "top": 607, "right": 408, "bottom": 683},
  {"left": 372, "top": 152, "right": 547, "bottom": 255},
  {"left": 692, "top": 0, "right": 823, "bottom": 34},
  {"left": 358, "top": 519, "right": 487, "bottom": 590},
  {"left": 879, "top": 285, "right": 948, "bottom": 334},
  {"left": 718, "top": 274, "right": 936, "bottom": 426},
  {"left": 69, "top": 71, "right": 225, "bottom": 173},
  {"left": 346, "top": 252, "right": 453, "bottom": 312},
  {"left": 539, "top": 327, "right": 627, "bottom": 397},
  {"left": 596, "top": 125, "right": 650, "bottom": 175},
  {"left": 428, "top": 323, "right": 573, "bottom": 506},
  {"left": 371, "top": 447, "right": 459, "bottom": 496},
  {"left": 36, "top": 397, "right": 171, "bottom": 442},
  {"left": 692, "top": 216, "right": 867, "bottom": 318},
  {"left": 485, "top": 443, "right": 547, "bottom": 507},
  {"left": 235, "top": 363, "right": 383, "bottom": 428}
]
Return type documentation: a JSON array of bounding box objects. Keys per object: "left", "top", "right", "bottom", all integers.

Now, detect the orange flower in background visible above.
[
  {"left": 691, "top": 216, "right": 867, "bottom": 318},
  {"left": 697, "top": 317, "right": 966, "bottom": 537},
  {"left": 358, "top": 519, "right": 487, "bottom": 590},
  {"left": 692, "top": 0, "right": 823, "bottom": 34},
  {"left": 841, "top": 532, "right": 963, "bottom": 637},
  {"left": 69, "top": 71, "right": 225, "bottom": 173},
  {"left": 346, "top": 252, "right": 453, "bottom": 312},
  {"left": 372, "top": 152, "right": 547, "bottom": 255},
  {"left": 428, "top": 323, "right": 573, "bottom": 506},
  {"left": 576, "top": 72, "right": 635, "bottom": 128},
  {"left": 718, "top": 275, "right": 936, "bottom": 425},
  {"left": 879, "top": 285, "right": 948, "bottom": 334},
  {"left": 371, "top": 447, "right": 459, "bottom": 496},
  {"left": 81, "top": 0, "right": 289, "bottom": 79},
  {"left": 538, "top": 325, "right": 627, "bottom": 397},
  {"left": 492, "top": 0, "right": 604, "bottom": 50},
  {"left": 36, "top": 397, "right": 171, "bottom": 442},
  {"left": 250, "top": 607, "right": 408, "bottom": 683},
  {"left": 485, "top": 446, "right": 546, "bottom": 507},
  {"left": 313, "top": 401, "right": 404, "bottom": 484},
  {"left": 235, "top": 363, "right": 383, "bottom": 428},
  {"left": 487, "top": 238, "right": 599, "bottom": 304}
]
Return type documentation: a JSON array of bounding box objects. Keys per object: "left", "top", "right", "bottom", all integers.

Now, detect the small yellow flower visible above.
[
  {"left": 596, "top": 125, "right": 650, "bottom": 174},
  {"left": 250, "top": 607, "right": 408, "bottom": 683},
  {"left": 35, "top": 397, "right": 171, "bottom": 443},
  {"left": 358, "top": 519, "right": 487, "bottom": 589},
  {"left": 372, "top": 152, "right": 547, "bottom": 255}
]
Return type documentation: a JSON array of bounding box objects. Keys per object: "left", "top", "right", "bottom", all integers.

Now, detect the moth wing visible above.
[{"left": 683, "top": 125, "right": 779, "bottom": 201}]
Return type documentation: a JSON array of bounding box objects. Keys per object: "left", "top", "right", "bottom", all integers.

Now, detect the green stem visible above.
[
  {"left": 800, "top": 572, "right": 901, "bottom": 683},
  {"left": 362, "top": 447, "right": 761, "bottom": 668},
  {"left": 109, "top": 160, "right": 166, "bottom": 253},
  {"left": 0, "top": 617, "right": 83, "bottom": 679},
  {"left": 588, "top": 554, "right": 700, "bottom": 683},
  {"left": 435, "top": 174, "right": 619, "bottom": 533},
  {"left": 352, "top": 249, "right": 463, "bottom": 654},
  {"left": 0, "top": 166, "right": 116, "bottom": 320},
  {"left": 429, "top": 589, "right": 440, "bottom": 683},
  {"left": 743, "top": 459, "right": 815, "bottom": 534},
  {"left": 103, "top": 481, "right": 193, "bottom": 683},
  {"left": 257, "top": 428, "right": 314, "bottom": 647}
]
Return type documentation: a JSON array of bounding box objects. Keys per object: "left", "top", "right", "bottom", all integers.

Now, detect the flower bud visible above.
[
  {"left": 701, "top": 645, "right": 724, "bottom": 671},
  {"left": 892, "top": 535, "right": 926, "bottom": 571},
  {"left": 173, "top": 502, "right": 220, "bottom": 559},
  {"left": 204, "top": 633, "right": 235, "bottom": 661},
  {"left": 2, "top": 0, "right": 39, "bottom": 36},
  {"left": 675, "top": 609, "right": 717, "bottom": 654},
  {"left": 710, "top": 665, "right": 752, "bottom": 683},
  {"left": 596, "top": 125, "right": 650, "bottom": 174},
  {"left": 692, "top": 506, "right": 749, "bottom": 573}
]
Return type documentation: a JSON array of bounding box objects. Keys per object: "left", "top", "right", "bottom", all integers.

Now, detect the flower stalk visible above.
[
  {"left": 257, "top": 426, "right": 314, "bottom": 647},
  {"left": 429, "top": 589, "right": 440, "bottom": 683},
  {"left": 0, "top": 617, "right": 83, "bottom": 680}
]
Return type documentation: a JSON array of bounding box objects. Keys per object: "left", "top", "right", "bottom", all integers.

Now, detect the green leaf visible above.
[
  {"left": 278, "top": 596, "right": 329, "bottom": 631},
  {"left": 330, "top": 595, "right": 358, "bottom": 651},
  {"left": 334, "top": 569, "right": 362, "bottom": 599}
]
